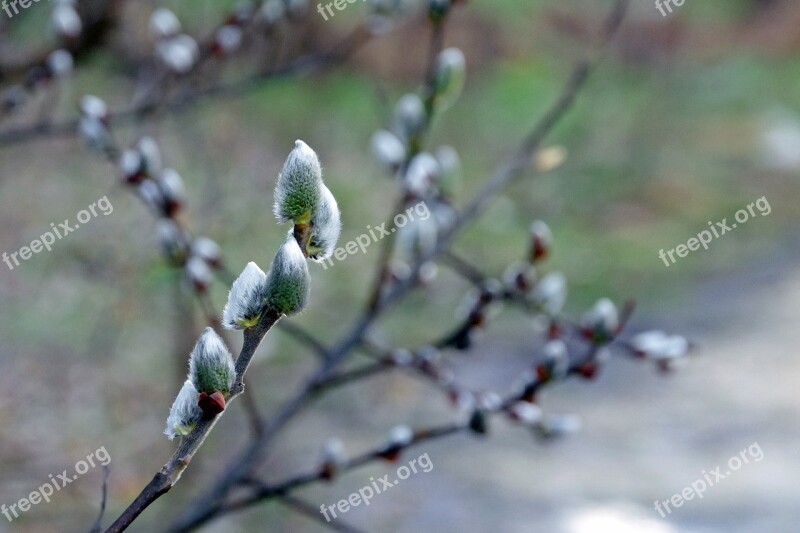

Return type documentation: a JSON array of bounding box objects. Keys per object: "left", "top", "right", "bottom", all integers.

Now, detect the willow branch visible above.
[
  {"left": 0, "top": 26, "right": 373, "bottom": 148},
  {"left": 104, "top": 309, "right": 282, "bottom": 533},
  {"left": 169, "top": 2, "right": 628, "bottom": 530},
  {"left": 364, "top": 17, "right": 449, "bottom": 312},
  {"left": 278, "top": 494, "right": 368, "bottom": 533},
  {"left": 375, "top": 0, "right": 629, "bottom": 316}
]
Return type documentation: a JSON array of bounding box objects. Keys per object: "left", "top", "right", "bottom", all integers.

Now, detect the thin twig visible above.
[
  {"left": 278, "top": 494, "right": 369, "bottom": 533},
  {"left": 167, "top": 2, "right": 630, "bottom": 531},
  {"left": 0, "top": 26, "right": 373, "bottom": 148},
  {"left": 89, "top": 465, "right": 111, "bottom": 533},
  {"left": 104, "top": 310, "right": 282, "bottom": 533}
]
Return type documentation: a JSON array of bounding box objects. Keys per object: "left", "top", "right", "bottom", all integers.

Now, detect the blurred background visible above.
[{"left": 0, "top": 0, "right": 798, "bottom": 531}]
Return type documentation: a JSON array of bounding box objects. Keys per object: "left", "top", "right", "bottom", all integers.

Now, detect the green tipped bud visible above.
[
  {"left": 189, "top": 327, "right": 236, "bottom": 395},
  {"left": 434, "top": 47, "right": 466, "bottom": 110},
  {"left": 222, "top": 262, "right": 268, "bottom": 329},
  {"left": 165, "top": 380, "right": 202, "bottom": 440},
  {"left": 265, "top": 236, "right": 310, "bottom": 315},
  {"left": 274, "top": 140, "right": 323, "bottom": 224},
  {"left": 308, "top": 184, "right": 342, "bottom": 262}
]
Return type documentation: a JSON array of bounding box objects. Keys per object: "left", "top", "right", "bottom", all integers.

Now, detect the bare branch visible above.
[
  {"left": 168, "top": 4, "right": 630, "bottom": 531},
  {"left": 89, "top": 465, "right": 110, "bottom": 533},
  {"left": 278, "top": 494, "right": 369, "bottom": 533},
  {"left": 104, "top": 310, "right": 282, "bottom": 533}
]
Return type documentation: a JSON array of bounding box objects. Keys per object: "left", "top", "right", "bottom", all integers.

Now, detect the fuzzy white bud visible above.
[
  {"left": 393, "top": 93, "right": 426, "bottom": 141},
  {"left": 215, "top": 25, "right": 243, "bottom": 55},
  {"left": 189, "top": 327, "right": 236, "bottom": 394},
  {"left": 308, "top": 184, "right": 341, "bottom": 262},
  {"left": 264, "top": 236, "right": 310, "bottom": 315},
  {"left": 536, "top": 414, "right": 582, "bottom": 439},
  {"left": 321, "top": 437, "right": 347, "bottom": 470},
  {"left": 529, "top": 220, "right": 553, "bottom": 261},
  {"left": 149, "top": 7, "right": 181, "bottom": 39},
  {"left": 137, "top": 136, "right": 162, "bottom": 176},
  {"left": 80, "top": 95, "right": 108, "bottom": 120},
  {"left": 371, "top": 129, "right": 406, "bottom": 171},
  {"left": 581, "top": 298, "right": 619, "bottom": 339},
  {"left": 631, "top": 331, "right": 689, "bottom": 361},
  {"left": 119, "top": 149, "right": 144, "bottom": 183},
  {"left": 47, "top": 49, "right": 73, "bottom": 78},
  {"left": 530, "top": 272, "right": 567, "bottom": 315},
  {"left": 142, "top": 181, "right": 167, "bottom": 214},
  {"left": 159, "top": 168, "right": 187, "bottom": 208},
  {"left": 186, "top": 256, "right": 213, "bottom": 292},
  {"left": 165, "top": 380, "right": 201, "bottom": 440},
  {"left": 78, "top": 117, "right": 112, "bottom": 154},
  {"left": 222, "top": 262, "right": 269, "bottom": 330},
  {"left": 274, "top": 140, "right": 323, "bottom": 224},
  {"left": 404, "top": 153, "right": 440, "bottom": 196},
  {"left": 541, "top": 339, "right": 569, "bottom": 380},
  {"left": 52, "top": 4, "right": 82, "bottom": 39},
  {"left": 434, "top": 47, "right": 466, "bottom": 109},
  {"left": 157, "top": 34, "right": 199, "bottom": 74},
  {"left": 387, "top": 425, "right": 413, "bottom": 448},
  {"left": 191, "top": 237, "right": 223, "bottom": 267},
  {"left": 509, "top": 401, "right": 543, "bottom": 426}
]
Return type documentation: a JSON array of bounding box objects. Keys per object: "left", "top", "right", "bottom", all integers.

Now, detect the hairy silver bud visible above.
[
  {"left": 157, "top": 34, "right": 199, "bottom": 74},
  {"left": 308, "top": 184, "right": 341, "bottom": 262},
  {"left": 264, "top": 236, "right": 310, "bottom": 315},
  {"left": 371, "top": 129, "right": 406, "bottom": 171},
  {"left": 80, "top": 95, "right": 108, "bottom": 121},
  {"left": 387, "top": 424, "right": 414, "bottom": 448},
  {"left": 581, "top": 298, "right": 619, "bottom": 339},
  {"left": 136, "top": 136, "right": 162, "bottom": 177},
  {"left": 186, "top": 256, "right": 213, "bottom": 293},
  {"left": 46, "top": 49, "right": 73, "bottom": 78},
  {"left": 149, "top": 7, "right": 181, "bottom": 39},
  {"left": 192, "top": 237, "right": 223, "bottom": 268},
  {"left": 274, "top": 140, "right": 323, "bottom": 224},
  {"left": 165, "top": 380, "right": 201, "bottom": 440},
  {"left": 189, "top": 327, "right": 236, "bottom": 395},
  {"left": 393, "top": 93, "right": 426, "bottom": 141},
  {"left": 52, "top": 4, "right": 82, "bottom": 39},
  {"left": 531, "top": 272, "right": 567, "bottom": 315},
  {"left": 223, "top": 262, "right": 269, "bottom": 329},
  {"left": 434, "top": 47, "right": 466, "bottom": 109}
]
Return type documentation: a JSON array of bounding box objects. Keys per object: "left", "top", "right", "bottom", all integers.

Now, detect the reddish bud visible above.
[
  {"left": 198, "top": 391, "right": 226, "bottom": 416},
  {"left": 529, "top": 220, "right": 553, "bottom": 262},
  {"left": 577, "top": 361, "right": 600, "bottom": 380},
  {"left": 535, "top": 365, "right": 550, "bottom": 382}
]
